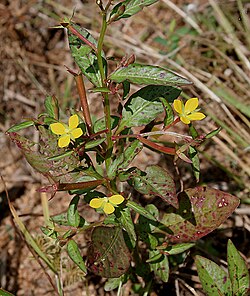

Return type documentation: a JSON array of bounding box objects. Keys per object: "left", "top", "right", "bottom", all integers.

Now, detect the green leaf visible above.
[
  {"left": 227, "top": 239, "right": 250, "bottom": 296},
  {"left": 161, "top": 187, "right": 239, "bottom": 243},
  {"left": 51, "top": 212, "right": 68, "bottom": 226},
  {"left": 44, "top": 95, "right": 59, "bottom": 119},
  {"left": 68, "top": 23, "right": 106, "bottom": 87},
  {"left": 160, "top": 243, "right": 195, "bottom": 255},
  {"left": 149, "top": 250, "right": 169, "bottom": 283},
  {"left": 119, "top": 207, "right": 137, "bottom": 248},
  {"left": 189, "top": 123, "right": 199, "bottom": 139},
  {"left": 137, "top": 212, "right": 159, "bottom": 249},
  {"left": 40, "top": 226, "right": 58, "bottom": 239},
  {"left": 127, "top": 200, "right": 157, "bottom": 221},
  {"left": 146, "top": 251, "right": 163, "bottom": 263},
  {"left": 109, "top": 63, "right": 192, "bottom": 86},
  {"left": 129, "top": 165, "right": 178, "bottom": 208},
  {"left": 67, "top": 240, "right": 87, "bottom": 273},
  {"left": 189, "top": 146, "right": 200, "bottom": 182},
  {"left": 160, "top": 98, "right": 174, "bottom": 126},
  {"left": 87, "top": 226, "right": 131, "bottom": 277},
  {"left": 117, "top": 85, "right": 181, "bottom": 133},
  {"left": 85, "top": 137, "right": 106, "bottom": 149},
  {"left": 90, "top": 87, "right": 110, "bottom": 93},
  {"left": 0, "top": 288, "right": 15, "bottom": 296},
  {"left": 6, "top": 120, "right": 34, "bottom": 133},
  {"left": 48, "top": 150, "right": 74, "bottom": 161},
  {"left": 107, "top": 139, "right": 143, "bottom": 179},
  {"left": 93, "top": 116, "right": 119, "bottom": 133},
  {"left": 111, "top": 0, "right": 159, "bottom": 20},
  {"left": 104, "top": 276, "right": 124, "bottom": 291},
  {"left": 205, "top": 127, "right": 222, "bottom": 139},
  {"left": 7, "top": 128, "right": 103, "bottom": 188},
  {"left": 67, "top": 196, "right": 81, "bottom": 227},
  {"left": 195, "top": 255, "right": 232, "bottom": 296},
  {"left": 145, "top": 204, "right": 159, "bottom": 221},
  {"left": 122, "top": 80, "right": 130, "bottom": 99}
]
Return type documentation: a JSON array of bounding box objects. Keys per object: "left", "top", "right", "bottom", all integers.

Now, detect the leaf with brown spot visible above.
[
  {"left": 87, "top": 226, "right": 131, "bottom": 278},
  {"left": 129, "top": 165, "right": 178, "bottom": 208},
  {"left": 161, "top": 187, "right": 239, "bottom": 243}
]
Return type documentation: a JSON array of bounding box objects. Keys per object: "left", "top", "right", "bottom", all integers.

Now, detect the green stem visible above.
[
  {"left": 55, "top": 274, "right": 64, "bottom": 296},
  {"left": 97, "top": 13, "right": 112, "bottom": 168}
]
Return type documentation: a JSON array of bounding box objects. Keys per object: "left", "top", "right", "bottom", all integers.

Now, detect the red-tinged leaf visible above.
[
  {"left": 195, "top": 255, "right": 232, "bottom": 296},
  {"left": 137, "top": 136, "right": 176, "bottom": 155},
  {"left": 227, "top": 239, "right": 250, "bottom": 296},
  {"left": 7, "top": 129, "right": 102, "bottom": 192},
  {"left": 161, "top": 187, "right": 239, "bottom": 243},
  {"left": 87, "top": 226, "right": 131, "bottom": 278},
  {"left": 129, "top": 165, "right": 178, "bottom": 208}
]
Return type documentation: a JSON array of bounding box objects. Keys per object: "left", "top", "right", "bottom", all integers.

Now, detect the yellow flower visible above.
[
  {"left": 89, "top": 194, "right": 124, "bottom": 214},
  {"left": 50, "top": 114, "right": 83, "bottom": 147},
  {"left": 173, "top": 98, "right": 206, "bottom": 124}
]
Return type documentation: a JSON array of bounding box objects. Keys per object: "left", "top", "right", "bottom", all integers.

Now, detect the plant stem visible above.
[
  {"left": 67, "top": 24, "right": 97, "bottom": 53},
  {"left": 55, "top": 274, "right": 64, "bottom": 296},
  {"left": 97, "top": 12, "right": 112, "bottom": 168},
  {"left": 75, "top": 74, "right": 92, "bottom": 134}
]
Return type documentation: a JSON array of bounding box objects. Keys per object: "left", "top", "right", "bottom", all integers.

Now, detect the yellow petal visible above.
[
  {"left": 109, "top": 194, "right": 124, "bottom": 205},
  {"left": 69, "top": 114, "right": 79, "bottom": 129},
  {"left": 180, "top": 116, "right": 190, "bottom": 125},
  {"left": 184, "top": 98, "right": 199, "bottom": 114},
  {"left": 50, "top": 122, "right": 66, "bottom": 135},
  {"left": 71, "top": 128, "right": 83, "bottom": 140},
  {"left": 173, "top": 99, "right": 183, "bottom": 114},
  {"left": 187, "top": 112, "right": 206, "bottom": 121},
  {"left": 90, "top": 198, "right": 104, "bottom": 209},
  {"left": 103, "top": 203, "right": 115, "bottom": 214},
  {"left": 58, "top": 135, "right": 70, "bottom": 147}
]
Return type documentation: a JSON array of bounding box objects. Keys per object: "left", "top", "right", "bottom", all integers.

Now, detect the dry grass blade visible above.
[
  {"left": 209, "top": 0, "right": 250, "bottom": 71},
  {"left": 161, "top": 0, "right": 203, "bottom": 34}
]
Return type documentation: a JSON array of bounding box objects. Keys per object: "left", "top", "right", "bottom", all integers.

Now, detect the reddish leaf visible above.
[
  {"left": 87, "top": 226, "right": 131, "bottom": 278},
  {"left": 130, "top": 165, "right": 178, "bottom": 208},
  {"left": 161, "top": 187, "right": 239, "bottom": 243},
  {"left": 7, "top": 128, "right": 101, "bottom": 189}
]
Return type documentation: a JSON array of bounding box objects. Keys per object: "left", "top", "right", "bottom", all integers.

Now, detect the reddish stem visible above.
[
  {"left": 164, "top": 117, "right": 180, "bottom": 130},
  {"left": 67, "top": 25, "right": 97, "bottom": 53},
  {"left": 58, "top": 179, "right": 104, "bottom": 191},
  {"left": 75, "top": 74, "right": 92, "bottom": 135},
  {"left": 137, "top": 136, "right": 176, "bottom": 155}
]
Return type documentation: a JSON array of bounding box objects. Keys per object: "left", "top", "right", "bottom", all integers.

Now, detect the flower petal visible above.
[
  {"left": 184, "top": 98, "right": 199, "bottom": 114},
  {"left": 50, "top": 122, "right": 66, "bottom": 135},
  {"left": 90, "top": 198, "right": 104, "bottom": 209},
  {"left": 103, "top": 203, "right": 115, "bottom": 214},
  {"left": 187, "top": 112, "right": 206, "bottom": 121},
  {"left": 109, "top": 194, "right": 124, "bottom": 205},
  {"left": 173, "top": 99, "right": 183, "bottom": 114},
  {"left": 69, "top": 114, "right": 79, "bottom": 129},
  {"left": 58, "top": 135, "right": 70, "bottom": 148},
  {"left": 180, "top": 116, "right": 191, "bottom": 125},
  {"left": 71, "top": 128, "right": 83, "bottom": 140}
]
